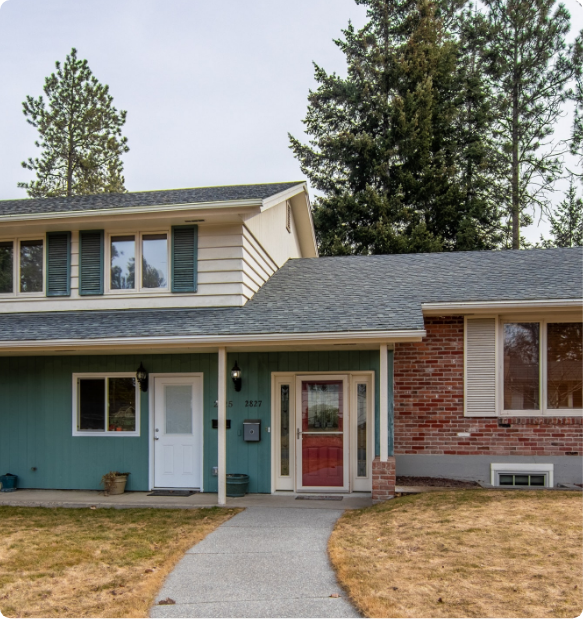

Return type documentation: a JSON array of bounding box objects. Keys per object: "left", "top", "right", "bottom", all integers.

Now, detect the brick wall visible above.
[
  {"left": 394, "top": 316, "right": 583, "bottom": 456},
  {"left": 372, "top": 457, "right": 396, "bottom": 503}
]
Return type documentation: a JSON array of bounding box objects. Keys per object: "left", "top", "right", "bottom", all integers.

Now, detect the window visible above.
[
  {"left": 491, "top": 463, "right": 553, "bottom": 487},
  {"left": 504, "top": 323, "right": 540, "bottom": 411},
  {"left": 502, "top": 319, "right": 582, "bottom": 415},
  {"left": 20, "top": 239, "right": 44, "bottom": 292},
  {"left": 356, "top": 383, "right": 367, "bottom": 477},
  {"left": 109, "top": 232, "right": 169, "bottom": 292},
  {"left": 0, "top": 241, "right": 13, "bottom": 293},
  {"left": 0, "top": 237, "right": 45, "bottom": 296},
  {"left": 74, "top": 374, "right": 139, "bottom": 436},
  {"left": 110, "top": 236, "right": 135, "bottom": 290},
  {"left": 142, "top": 234, "right": 168, "bottom": 288}
]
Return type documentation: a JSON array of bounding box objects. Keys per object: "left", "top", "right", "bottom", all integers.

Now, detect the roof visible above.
[
  {"left": 0, "top": 182, "right": 303, "bottom": 217},
  {"left": 0, "top": 247, "right": 580, "bottom": 343}
]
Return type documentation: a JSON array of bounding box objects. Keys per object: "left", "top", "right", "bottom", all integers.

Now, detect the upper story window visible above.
[
  {"left": 109, "top": 232, "right": 169, "bottom": 292},
  {"left": 0, "top": 238, "right": 44, "bottom": 295},
  {"left": 0, "top": 225, "right": 196, "bottom": 299}
]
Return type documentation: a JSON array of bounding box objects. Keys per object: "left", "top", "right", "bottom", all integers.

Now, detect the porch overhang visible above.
[{"left": 0, "top": 329, "right": 426, "bottom": 356}]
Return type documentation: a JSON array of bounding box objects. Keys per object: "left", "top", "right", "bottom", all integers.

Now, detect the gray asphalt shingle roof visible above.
[
  {"left": 0, "top": 247, "right": 580, "bottom": 342},
  {"left": 0, "top": 182, "right": 303, "bottom": 217}
]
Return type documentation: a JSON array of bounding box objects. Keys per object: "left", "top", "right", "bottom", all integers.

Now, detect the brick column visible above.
[{"left": 372, "top": 456, "right": 396, "bottom": 503}]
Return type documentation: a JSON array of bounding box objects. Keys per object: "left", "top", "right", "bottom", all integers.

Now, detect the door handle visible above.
[{"left": 154, "top": 437, "right": 159, "bottom": 441}]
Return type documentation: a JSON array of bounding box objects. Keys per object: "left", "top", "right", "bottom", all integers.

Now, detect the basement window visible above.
[{"left": 491, "top": 463, "right": 553, "bottom": 488}]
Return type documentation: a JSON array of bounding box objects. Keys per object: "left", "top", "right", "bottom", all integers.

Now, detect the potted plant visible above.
[{"left": 101, "top": 471, "right": 130, "bottom": 496}]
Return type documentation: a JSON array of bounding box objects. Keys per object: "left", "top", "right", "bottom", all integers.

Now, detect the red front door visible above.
[{"left": 297, "top": 378, "right": 347, "bottom": 490}]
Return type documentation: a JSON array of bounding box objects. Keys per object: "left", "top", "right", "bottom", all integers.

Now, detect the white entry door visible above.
[{"left": 154, "top": 376, "right": 203, "bottom": 489}]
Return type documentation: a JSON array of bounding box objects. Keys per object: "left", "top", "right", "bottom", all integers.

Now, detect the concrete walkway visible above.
[
  {"left": 150, "top": 507, "right": 360, "bottom": 619},
  {"left": 0, "top": 489, "right": 372, "bottom": 510}
]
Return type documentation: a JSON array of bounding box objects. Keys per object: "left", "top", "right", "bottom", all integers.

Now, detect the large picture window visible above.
[
  {"left": 73, "top": 374, "right": 139, "bottom": 436},
  {"left": 503, "top": 320, "right": 582, "bottom": 415}
]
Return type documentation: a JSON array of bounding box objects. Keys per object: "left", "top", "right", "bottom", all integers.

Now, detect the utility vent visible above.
[{"left": 491, "top": 463, "right": 553, "bottom": 488}]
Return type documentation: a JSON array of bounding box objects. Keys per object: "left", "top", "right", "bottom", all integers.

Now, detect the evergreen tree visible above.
[
  {"left": 19, "top": 48, "right": 129, "bottom": 198},
  {"left": 570, "top": 32, "right": 583, "bottom": 181},
  {"left": 479, "top": 0, "right": 580, "bottom": 249},
  {"left": 290, "top": 0, "right": 501, "bottom": 256},
  {"left": 540, "top": 175, "right": 583, "bottom": 247}
]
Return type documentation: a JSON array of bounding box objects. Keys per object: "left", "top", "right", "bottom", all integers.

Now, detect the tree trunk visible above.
[{"left": 511, "top": 41, "right": 520, "bottom": 249}]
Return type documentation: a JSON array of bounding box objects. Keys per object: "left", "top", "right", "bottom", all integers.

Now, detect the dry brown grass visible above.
[
  {"left": 329, "top": 490, "right": 583, "bottom": 618},
  {"left": 0, "top": 505, "right": 240, "bottom": 618}
]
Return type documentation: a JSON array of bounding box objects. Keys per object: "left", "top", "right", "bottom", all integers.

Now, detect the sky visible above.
[{"left": 0, "top": 0, "right": 581, "bottom": 244}]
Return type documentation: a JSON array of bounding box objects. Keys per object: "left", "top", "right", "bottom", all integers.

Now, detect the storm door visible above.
[{"left": 295, "top": 376, "right": 349, "bottom": 492}]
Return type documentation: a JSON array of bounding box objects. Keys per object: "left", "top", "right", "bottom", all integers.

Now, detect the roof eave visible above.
[
  {"left": 0, "top": 328, "right": 426, "bottom": 354},
  {"left": 422, "top": 298, "right": 583, "bottom": 314},
  {"left": 0, "top": 198, "right": 264, "bottom": 223}
]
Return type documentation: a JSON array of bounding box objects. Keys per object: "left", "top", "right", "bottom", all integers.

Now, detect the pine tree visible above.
[
  {"left": 570, "top": 31, "right": 583, "bottom": 181},
  {"left": 479, "top": 0, "right": 580, "bottom": 249},
  {"left": 19, "top": 48, "right": 129, "bottom": 198},
  {"left": 540, "top": 175, "right": 583, "bottom": 247},
  {"left": 290, "top": 0, "right": 501, "bottom": 256}
]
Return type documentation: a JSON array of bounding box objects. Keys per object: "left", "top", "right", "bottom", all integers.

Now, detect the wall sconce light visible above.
[
  {"left": 231, "top": 361, "right": 242, "bottom": 392},
  {"left": 136, "top": 362, "right": 149, "bottom": 392}
]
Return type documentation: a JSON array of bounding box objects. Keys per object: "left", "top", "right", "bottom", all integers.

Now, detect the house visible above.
[{"left": 0, "top": 181, "right": 581, "bottom": 503}]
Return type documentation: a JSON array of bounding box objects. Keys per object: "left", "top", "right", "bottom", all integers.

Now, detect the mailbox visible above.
[{"left": 243, "top": 419, "right": 261, "bottom": 442}]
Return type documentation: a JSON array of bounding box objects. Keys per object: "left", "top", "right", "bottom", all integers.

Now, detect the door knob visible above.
[{"left": 154, "top": 437, "right": 159, "bottom": 441}]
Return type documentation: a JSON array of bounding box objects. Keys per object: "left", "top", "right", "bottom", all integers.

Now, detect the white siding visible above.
[
  {"left": 464, "top": 317, "right": 497, "bottom": 417},
  {"left": 243, "top": 199, "right": 303, "bottom": 267}
]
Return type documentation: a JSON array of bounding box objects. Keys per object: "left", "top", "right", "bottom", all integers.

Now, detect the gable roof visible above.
[
  {"left": 0, "top": 182, "right": 304, "bottom": 218},
  {"left": 0, "top": 247, "right": 580, "bottom": 344}
]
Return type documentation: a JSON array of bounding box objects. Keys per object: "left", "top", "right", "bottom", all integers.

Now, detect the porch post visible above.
[
  {"left": 218, "top": 347, "right": 227, "bottom": 506},
  {"left": 379, "top": 343, "right": 389, "bottom": 461}
]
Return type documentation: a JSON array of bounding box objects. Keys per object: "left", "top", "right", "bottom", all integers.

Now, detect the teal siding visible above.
[
  {"left": 0, "top": 354, "right": 217, "bottom": 492},
  {"left": 0, "top": 350, "right": 388, "bottom": 494}
]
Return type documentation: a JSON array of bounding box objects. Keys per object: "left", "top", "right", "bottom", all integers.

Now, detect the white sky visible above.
[{"left": 0, "top": 0, "right": 581, "bottom": 244}]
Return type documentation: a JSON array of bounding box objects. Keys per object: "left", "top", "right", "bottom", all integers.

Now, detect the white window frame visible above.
[
  {"left": 0, "top": 236, "right": 46, "bottom": 297},
  {"left": 72, "top": 372, "right": 141, "bottom": 437},
  {"left": 490, "top": 463, "right": 554, "bottom": 487},
  {"left": 106, "top": 230, "right": 170, "bottom": 294},
  {"left": 498, "top": 315, "right": 582, "bottom": 417}
]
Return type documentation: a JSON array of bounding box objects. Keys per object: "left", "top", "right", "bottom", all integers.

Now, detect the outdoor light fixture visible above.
[
  {"left": 136, "top": 362, "right": 149, "bottom": 392},
  {"left": 231, "top": 361, "right": 242, "bottom": 392}
]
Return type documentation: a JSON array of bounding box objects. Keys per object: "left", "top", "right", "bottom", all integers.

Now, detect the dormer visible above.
[{"left": 0, "top": 182, "right": 317, "bottom": 313}]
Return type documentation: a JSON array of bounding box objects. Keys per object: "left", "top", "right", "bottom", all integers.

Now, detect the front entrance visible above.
[
  {"left": 296, "top": 376, "right": 349, "bottom": 491},
  {"left": 272, "top": 373, "right": 373, "bottom": 493},
  {"left": 153, "top": 375, "right": 203, "bottom": 489}
]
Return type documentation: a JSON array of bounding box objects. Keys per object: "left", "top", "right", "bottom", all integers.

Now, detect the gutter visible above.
[
  {"left": 0, "top": 328, "right": 426, "bottom": 352},
  {"left": 422, "top": 298, "right": 583, "bottom": 313},
  {"left": 0, "top": 198, "right": 264, "bottom": 223}
]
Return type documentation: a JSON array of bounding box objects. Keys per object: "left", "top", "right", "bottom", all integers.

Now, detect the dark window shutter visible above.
[
  {"left": 46, "top": 232, "right": 71, "bottom": 297},
  {"left": 79, "top": 230, "right": 104, "bottom": 296},
  {"left": 172, "top": 225, "right": 198, "bottom": 293}
]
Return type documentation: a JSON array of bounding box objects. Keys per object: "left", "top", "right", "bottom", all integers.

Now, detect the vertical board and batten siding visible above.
[
  {"left": 0, "top": 350, "right": 387, "bottom": 493},
  {"left": 464, "top": 317, "right": 497, "bottom": 416},
  {"left": 0, "top": 354, "right": 216, "bottom": 492},
  {"left": 203, "top": 350, "right": 382, "bottom": 493},
  {"left": 46, "top": 232, "right": 71, "bottom": 297}
]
